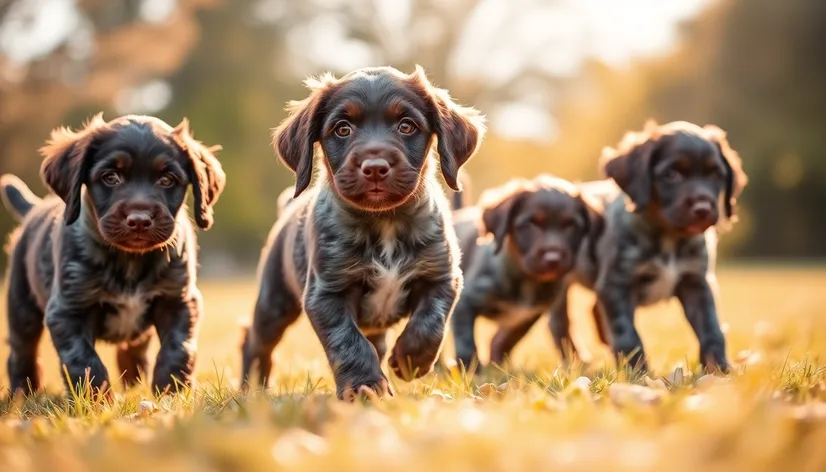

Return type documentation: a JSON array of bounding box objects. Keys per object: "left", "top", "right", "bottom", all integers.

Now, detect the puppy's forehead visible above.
[
  {"left": 522, "top": 189, "right": 579, "bottom": 215},
  {"left": 98, "top": 121, "right": 181, "bottom": 158},
  {"left": 662, "top": 131, "right": 717, "bottom": 158},
  {"left": 327, "top": 73, "right": 428, "bottom": 116}
]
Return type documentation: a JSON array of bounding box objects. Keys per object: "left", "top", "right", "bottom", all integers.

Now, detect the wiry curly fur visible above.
[
  {"left": 551, "top": 120, "right": 748, "bottom": 372},
  {"left": 1, "top": 114, "right": 224, "bottom": 397},
  {"left": 450, "top": 174, "right": 603, "bottom": 368},
  {"left": 241, "top": 66, "right": 485, "bottom": 401}
]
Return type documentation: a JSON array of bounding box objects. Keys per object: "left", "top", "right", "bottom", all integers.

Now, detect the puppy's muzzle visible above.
[
  {"left": 100, "top": 200, "right": 175, "bottom": 251},
  {"left": 356, "top": 144, "right": 400, "bottom": 182},
  {"left": 683, "top": 195, "right": 718, "bottom": 230},
  {"left": 532, "top": 247, "right": 570, "bottom": 280},
  {"left": 125, "top": 211, "right": 153, "bottom": 233},
  {"left": 361, "top": 158, "right": 391, "bottom": 183}
]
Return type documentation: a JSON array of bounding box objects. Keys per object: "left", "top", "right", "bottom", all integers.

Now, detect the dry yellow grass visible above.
[{"left": 1, "top": 264, "right": 826, "bottom": 472}]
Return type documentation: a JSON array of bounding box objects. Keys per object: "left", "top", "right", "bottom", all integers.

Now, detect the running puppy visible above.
[
  {"left": 1, "top": 114, "right": 225, "bottom": 396},
  {"left": 241, "top": 66, "right": 485, "bottom": 400},
  {"left": 451, "top": 175, "right": 602, "bottom": 368},
  {"left": 551, "top": 120, "right": 747, "bottom": 372}
]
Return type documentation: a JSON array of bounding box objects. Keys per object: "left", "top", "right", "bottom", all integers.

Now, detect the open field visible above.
[{"left": 2, "top": 264, "right": 826, "bottom": 471}]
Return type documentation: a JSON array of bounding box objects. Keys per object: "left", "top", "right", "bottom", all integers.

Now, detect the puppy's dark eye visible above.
[
  {"left": 157, "top": 173, "right": 176, "bottom": 188},
  {"left": 709, "top": 168, "right": 725, "bottom": 180},
  {"left": 334, "top": 121, "right": 353, "bottom": 138},
  {"left": 101, "top": 171, "right": 122, "bottom": 186},
  {"left": 398, "top": 119, "right": 417, "bottom": 135},
  {"left": 560, "top": 218, "right": 576, "bottom": 230},
  {"left": 662, "top": 169, "right": 683, "bottom": 183}
]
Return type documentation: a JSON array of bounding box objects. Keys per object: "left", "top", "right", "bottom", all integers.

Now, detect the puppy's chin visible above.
[
  {"left": 666, "top": 217, "right": 717, "bottom": 237},
  {"left": 520, "top": 259, "right": 572, "bottom": 282},
  {"left": 106, "top": 238, "right": 169, "bottom": 254},
  {"left": 529, "top": 269, "right": 568, "bottom": 283},
  {"left": 342, "top": 190, "right": 413, "bottom": 212}
]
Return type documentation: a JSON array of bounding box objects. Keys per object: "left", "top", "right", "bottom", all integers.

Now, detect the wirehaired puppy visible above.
[
  {"left": 450, "top": 175, "right": 602, "bottom": 368},
  {"left": 1, "top": 114, "right": 225, "bottom": 396},
  {"left": 551, "top": 120, "right": 748, "bottom": 372},
  {"left": 241, "top": 66, "right": 485, "bottom": 400}
]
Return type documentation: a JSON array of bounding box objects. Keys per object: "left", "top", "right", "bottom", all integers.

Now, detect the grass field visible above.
[{"left": 2, "top": 264, "right": 826, "bottom": 471}]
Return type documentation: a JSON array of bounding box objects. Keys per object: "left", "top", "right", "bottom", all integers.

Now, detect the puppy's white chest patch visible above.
[
  {"left": 643, "top": 260, "right": 680, "bottom": 305},
  {"left": 365, "top": 261, "right": 411, "bottom": 325},
  {"left": 638, "top": 241, "right": 686, "bottom": 306},
  {"left": 105, "top": 292, "right": 150, "bottom": 340}
]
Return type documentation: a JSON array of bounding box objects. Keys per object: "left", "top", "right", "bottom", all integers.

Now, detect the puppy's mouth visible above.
[
  {"left": 98, "top": 221, "right": 176, "bottom": 253},
  {"left": 105, "top": 233, "right": 173, "bottom": 253},
  {"left": 685, "top": 223, "right": 713, "bottom": 235},
  {"left": 333, "top": 169, "right": 421, "bottom": 212},
  {"left": 678, "top": 217, "right": 717, "bottom": 236},
  {"left": 524, "top": 251, "right": 571, "bottom": 281},
  {"left": 365, "top": 185, "right": 391, "bottom": 199}
]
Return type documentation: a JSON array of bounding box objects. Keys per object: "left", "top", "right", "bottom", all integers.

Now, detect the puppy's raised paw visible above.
[{"left": 388, "top": 344, "right": 437, "bottom": 382}]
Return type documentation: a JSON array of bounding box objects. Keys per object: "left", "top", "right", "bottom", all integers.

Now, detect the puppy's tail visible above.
[
  {"left": 0, "top": 174, "right": 40, "bottom": 222},
  {"left": 452, "top": 170, "right": 473, "bottom": 210},
  {"left": 277, "top": 185, "right": 297, "bottom": 216}
]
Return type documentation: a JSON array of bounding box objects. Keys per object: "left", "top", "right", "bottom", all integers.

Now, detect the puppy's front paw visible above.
[
  {"left": 702, "top": 351, "right": 730, "bottom": 374},
  {"left": 388, "top": 343, "right": 438, "bottom": 381},
  {"left": 338, "top": 374, "right": 394, "bottom": 402}
]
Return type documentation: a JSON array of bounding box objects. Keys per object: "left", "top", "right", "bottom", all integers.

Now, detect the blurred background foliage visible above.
[{"left": 0, "top": 0, "right": 823, "bottom": 273}]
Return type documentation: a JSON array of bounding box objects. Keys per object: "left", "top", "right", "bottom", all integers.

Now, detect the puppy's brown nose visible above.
[
  {"left": 126, "top": 213, "right": 153, "bottom": 233},
  {"left": 542, "top": 249, "right": 564, "bottom": 269},
  {"left": 361, "top": 159, "right": 390, "bottom": 182},
  {"left": 691, "top": 201, "right": 714, "bottom": 220}
]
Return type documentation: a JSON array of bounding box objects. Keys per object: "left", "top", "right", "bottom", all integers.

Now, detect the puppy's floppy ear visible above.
[
  {"left": 272, "top": 74, "right": 338, "bottom": 198},
  {"left": 39, "top": 113, "right": 110, "bottom": 225},
  {"left": 479, "top": 183, "right": 527, "bottom": 254},
  {"left": 412, "top": 65, "right": 486, "bottom": 192},
  {"left": 703, "top": 124, "right": 748, "bottom": 220},
  {"left": 172, "top": 119, "right": 226, "bottom": 230},
  {"left": 600, "top": 120, "right": 660, "bottom": 212}
]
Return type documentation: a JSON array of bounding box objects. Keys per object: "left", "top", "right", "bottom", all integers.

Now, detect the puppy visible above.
[
  {"left": 450, "top": 175, "right": 601, "bottom": 368},
  {"left": 241, "top": 66, "right": 485, "bottom": 400},
  {"left": 550, "top": 120, "right": 748, "bottom": 372},
  {"left": 1, "top": 114, "right": 225, "bottom": 396}
]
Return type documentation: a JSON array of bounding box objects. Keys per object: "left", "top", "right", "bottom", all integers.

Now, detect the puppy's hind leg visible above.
[
  {"left": 5, "top": 236, "right": 45, "bottom": 395},
  {"left": 241, "top": 284, "right": 301, "bottom": 390},
  {"left": 6, "top": 271, "right": 45, "bottom": 395}
]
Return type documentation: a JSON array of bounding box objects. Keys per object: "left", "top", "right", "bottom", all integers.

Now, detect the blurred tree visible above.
[
  {"left": 156, "top": 0, "right": 573, "bottom": 270},
  {"left": 3, "top": 0, "right": 821, "bottom": 271},
  {"left": 552, "top": 0, "right": 826, "bottom": 258}
]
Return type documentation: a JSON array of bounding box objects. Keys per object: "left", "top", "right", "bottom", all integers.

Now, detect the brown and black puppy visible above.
[
  {"left": 450, "top": 175, "right": 602, "bottom": 368},
  {"left": 1, "top": 114, "right": 225, "bottom": 396},
  {"left": 241, "top": 66, "right": 485, "bottom": 400},
  {"left": 551, "top": 120, "right": 748, "bottom": 372}
]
